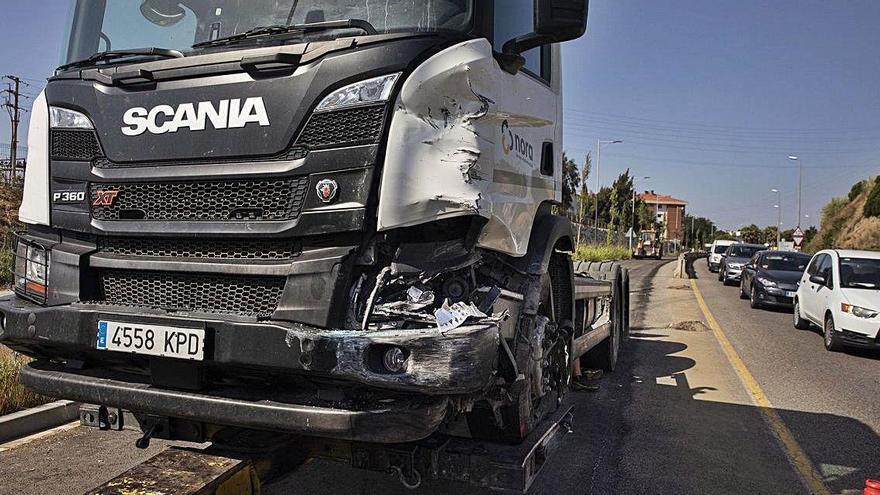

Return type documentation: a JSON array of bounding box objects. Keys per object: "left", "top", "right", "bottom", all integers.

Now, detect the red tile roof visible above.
[{"left": 639, "top": 192, "right": 688, "bottom": 206}]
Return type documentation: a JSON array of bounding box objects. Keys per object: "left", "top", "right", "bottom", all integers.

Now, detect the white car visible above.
[
  {"left": 708, "top": 240, "right": 735, "bottom": 273},
  {"left": 793, "top": 249, "right": 880, "bottom": 351}
]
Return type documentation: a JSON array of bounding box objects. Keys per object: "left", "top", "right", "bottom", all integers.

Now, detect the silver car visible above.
[{"left": 718, "top": 243, "right": 766, "bottom": 285}]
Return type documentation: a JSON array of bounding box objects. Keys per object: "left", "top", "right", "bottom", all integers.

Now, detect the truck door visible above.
[{"left": 477, "top": 0, "right": 561, "bottom": 255}]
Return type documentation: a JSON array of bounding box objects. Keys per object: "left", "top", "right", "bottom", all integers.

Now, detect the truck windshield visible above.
[{"left": 63, "top": 0, "right": 472, "bottom": 65}]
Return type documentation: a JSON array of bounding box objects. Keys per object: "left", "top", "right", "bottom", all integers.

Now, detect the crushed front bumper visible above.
[{"left": 0, "top": 295, "right": 499, "bottom": 442}]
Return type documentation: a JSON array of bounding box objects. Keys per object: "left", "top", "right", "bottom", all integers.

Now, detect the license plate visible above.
[
  {"left": 96, "top": 320, "right": 205, "bottom": 361},
  {"left": 785, "top": 291, "right": 797, "bottom": 298}
]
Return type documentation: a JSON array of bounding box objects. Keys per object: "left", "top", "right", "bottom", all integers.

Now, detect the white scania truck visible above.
[{"left": 1, "top": 0, "right": 627, "bottom": 471}]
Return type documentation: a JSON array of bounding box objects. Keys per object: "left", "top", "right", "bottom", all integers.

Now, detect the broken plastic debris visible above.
[{"left": 434, "top": 299, "right": 488, "bottom": 332}]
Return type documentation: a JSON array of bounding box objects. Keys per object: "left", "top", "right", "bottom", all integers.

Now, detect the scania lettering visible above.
[
  {"left": 121, "top": 97, "right": 270, "bottom": 136},
  {"left": 2, "top": 1, "right": 628, "bottom": 489}
]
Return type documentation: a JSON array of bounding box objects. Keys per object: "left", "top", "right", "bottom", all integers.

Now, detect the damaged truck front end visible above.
[{"left": 1, "top": 0, "right": 606, "bottom": 446}]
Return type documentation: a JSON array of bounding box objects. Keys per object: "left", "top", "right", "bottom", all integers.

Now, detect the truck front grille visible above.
[
  {"left": 90, "top": 177, "right": 310, "bottom": 222},
  {"left": 96, "top": 270, "right": 285, "bottom": 318},
  {"left": 296, "top": 105, "right": 385, "bottom": 149},
  {"left": 97, "top": 237, "right": 302, "bottom": 260},
  {"left": 51, "top": 130, "right": 102, "bottom": 161}
]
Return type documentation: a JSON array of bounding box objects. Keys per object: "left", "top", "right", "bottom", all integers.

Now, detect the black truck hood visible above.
[{"left": 46, "top": 35, "right": 447, "bottom": 164}]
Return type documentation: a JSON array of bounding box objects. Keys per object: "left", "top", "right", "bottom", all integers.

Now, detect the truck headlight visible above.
[
  {"left": 49, "top": 106, "right": 94, "bottom": 129},
  {"left": 757, "top": 277, "right": 776, "bottom": 287},
  {"left": 315, "top": 73, "right": 400, "bottom": 112},
  {"left": 14, "top": 236, "right": 50, "bottom": 304},
  {"left": 841, "top": 303, "right": 878, "bottom": 319}
]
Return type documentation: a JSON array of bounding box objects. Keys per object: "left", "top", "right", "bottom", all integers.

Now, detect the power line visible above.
[{"left": 563, "top": 109, "right": 880, "bottom": 134}]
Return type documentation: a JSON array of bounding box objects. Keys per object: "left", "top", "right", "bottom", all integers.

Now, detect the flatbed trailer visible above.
[
  {"left": 83, "top": 405, "right": 575, "bottom": 494},
  {"left": 80, "top": 264, "right": 628, "bottom": 494}
]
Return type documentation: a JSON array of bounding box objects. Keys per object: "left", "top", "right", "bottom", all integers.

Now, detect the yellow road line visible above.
[{"left": 690, "top": 279, "right": 830, "bottom": 495}]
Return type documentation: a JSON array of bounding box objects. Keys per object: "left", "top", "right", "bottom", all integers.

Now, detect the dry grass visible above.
[
  {"left": 809, "top": 176, "right": 880, "bottom": 252},
  {"left": 0, "top": 345, "right": 49, "bottom": 416}
]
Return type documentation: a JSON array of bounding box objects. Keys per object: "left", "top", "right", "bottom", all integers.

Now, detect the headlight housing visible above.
[
  {"left": 13, "top": 235, "right": 51, "bottom": 305},
  {"left": 728, "top": 263, "right": 743, "bottom": 270},
  {"left": 756, "top": 277, "right": 777, "bottom": 287},
  {"left": 315, "top": 73, "right": 400, "bottom": 112},
  {"left": 841, "top": 303, "right": 878, "bottom": 319},
  {"left": 49, "top": 106, "right": 94, "bottom": 129}
]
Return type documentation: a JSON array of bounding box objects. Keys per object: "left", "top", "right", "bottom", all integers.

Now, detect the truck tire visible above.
[
  {"left": 577, "top": 262, "right": 625, "bottom": 371},
  {"left": 468, "top": 253, "right": 573, "bottom": 444}
]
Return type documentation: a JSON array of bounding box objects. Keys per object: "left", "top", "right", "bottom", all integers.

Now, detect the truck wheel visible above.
[
  {"left": 468, "top": 254, "right": 573, "bottom": 443},
  {"left": 579, "top": 262, "right": 624, "bottom": 372}
]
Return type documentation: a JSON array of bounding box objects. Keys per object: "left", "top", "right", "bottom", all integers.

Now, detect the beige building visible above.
[{"left": 639, "top": 192, "right": 688, "bottom": 242}]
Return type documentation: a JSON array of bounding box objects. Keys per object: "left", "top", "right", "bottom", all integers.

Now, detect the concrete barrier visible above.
[
  {"left": 0, "top": 400, "right": 80, "bottom": 443},
  {"left": 674, "top": 251, "right": 708, "bottom": 279}
]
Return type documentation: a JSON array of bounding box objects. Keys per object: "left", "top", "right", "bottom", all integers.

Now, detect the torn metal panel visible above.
[{"left": 378, "top": 39, "right": 562, "bottom": 257}]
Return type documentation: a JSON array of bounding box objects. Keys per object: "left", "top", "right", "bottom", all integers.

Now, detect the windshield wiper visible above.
[
  {"left": 57, "top": 47, "right": 184, "bottom": 72},
  {"left": 192, "top": 19, "right": 378, "bottom": 49}
]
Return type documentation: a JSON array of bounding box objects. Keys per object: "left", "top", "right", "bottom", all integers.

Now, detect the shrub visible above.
[
  {"left": 864, "top": 178, "right": 880, "bottom": 218},
  {"left": 848, "top": 180, "right": 866, "bottom": 202},
  {"left": 573, "top": 244, "right": 632, "bottom": 262}
]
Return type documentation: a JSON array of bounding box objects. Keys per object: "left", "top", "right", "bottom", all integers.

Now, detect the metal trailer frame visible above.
[{"left": 80, "top": 265, "right": 627, "bottom": 495}]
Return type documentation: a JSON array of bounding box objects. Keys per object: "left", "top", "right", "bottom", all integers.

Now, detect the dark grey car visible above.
[{"left": 718, "top": 243, "right": 765, "bottom": 285}]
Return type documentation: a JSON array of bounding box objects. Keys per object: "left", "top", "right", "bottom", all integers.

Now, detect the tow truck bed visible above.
[{"left": 84, "top": 405, "right": 575, "bottom": 494}]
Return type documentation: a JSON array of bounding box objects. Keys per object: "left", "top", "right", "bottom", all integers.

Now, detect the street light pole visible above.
[
  {"left": 594, "top": 139, "right": 623, "bottom": 242},
  {"left": 788, "top": 155, "right": 802, "bottom": 229},
  {"left": 771, "top": 188, "right": 782, "bottom": 247}
]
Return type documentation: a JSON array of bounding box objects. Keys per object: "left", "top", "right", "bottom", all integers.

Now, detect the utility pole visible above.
[
  {"left": 771, "top": 188, "right": 782, "bottom": 247},
  {"left": 3, "top": 75, "right": 28, "bottom": 182},
  {"left": 788, "top": 155, "right": 803, "bottom": 229}
]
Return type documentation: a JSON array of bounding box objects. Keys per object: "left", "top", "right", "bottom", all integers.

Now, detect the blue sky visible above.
[{"left": 1, "top": 0, "right": 879, "bottom": 229}]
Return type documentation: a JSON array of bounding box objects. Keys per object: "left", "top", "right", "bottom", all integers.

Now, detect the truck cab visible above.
[{"left": 1, "top": 0, "right": 599, "bottom": 446}]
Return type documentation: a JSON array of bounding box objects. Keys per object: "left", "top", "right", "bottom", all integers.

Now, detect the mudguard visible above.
[{"left": 508, "top": 212, "right": 574, "bottom": 275}]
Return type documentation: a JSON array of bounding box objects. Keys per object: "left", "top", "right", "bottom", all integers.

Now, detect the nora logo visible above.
[
  {"left": 121, "top": 97, "right": 270, "bottom": 136},
  {"left": 500, "top": 120, "right": 534, "bottom": 163}
]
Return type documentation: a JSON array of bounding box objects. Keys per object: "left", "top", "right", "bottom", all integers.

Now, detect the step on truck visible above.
[{"left": 0, "top": 0, "right": 628, "bottom": 489}]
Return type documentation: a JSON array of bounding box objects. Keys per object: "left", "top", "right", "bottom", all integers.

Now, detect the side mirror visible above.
[
  {"left": 502, "top": 0, "right": 588, "bottom": 63},
  {"left": 535, "top": 0, "right": 589, "bottom": 42},
  {"left": 809, "top": 274, "right": 826, "bottom": 286}
]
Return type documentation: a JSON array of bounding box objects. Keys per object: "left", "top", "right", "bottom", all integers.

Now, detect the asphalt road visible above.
[
  {"left": 691, "top": 261, "right": 880, "bottom": 494},
  {"left": 0, "top": 258, "right": 876, "bottom": 494}
]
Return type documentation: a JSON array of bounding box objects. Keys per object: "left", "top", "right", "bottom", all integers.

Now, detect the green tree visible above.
[
  {"left": 683, "top": 214, "right": 719, "bottom": 249},
  {"left": 608, "top": 169, "right": 635, "bottom": 238},
  {"left": 576, "top": 153, "right": 592, "bottom": 226},
  {"left": 762, "top": 226, "right": 778, "bottom": 245},
  {"left": 740, "top": 224, "right": 763, "bottom": 244},
  {"left": 561, "top": 152, "right": 580, "bottom": 216},
  {"left": 588, "top": 187, "right": 613, "bottom": 228}
]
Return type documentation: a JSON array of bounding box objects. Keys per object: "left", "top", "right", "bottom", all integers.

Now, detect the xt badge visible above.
[
  {"left": 316, "top": 179, "right": 338, "bottom": 203},
  {"left": 93, "top": 190, "right": 120, "bottom": 206}
]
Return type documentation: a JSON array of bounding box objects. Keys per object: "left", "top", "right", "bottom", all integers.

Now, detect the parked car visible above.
[
  {"left": 708, "top": 240, "right": 735, "bottom": 272},
  {"left": 793, "top": 249, "right": 880, "bottom": 351},
  {"left": 718, "top": 243, "right": 765, "bottom": 285},
  {"left": 740, "top": 251, "right": 812, "bottom": 309}
]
